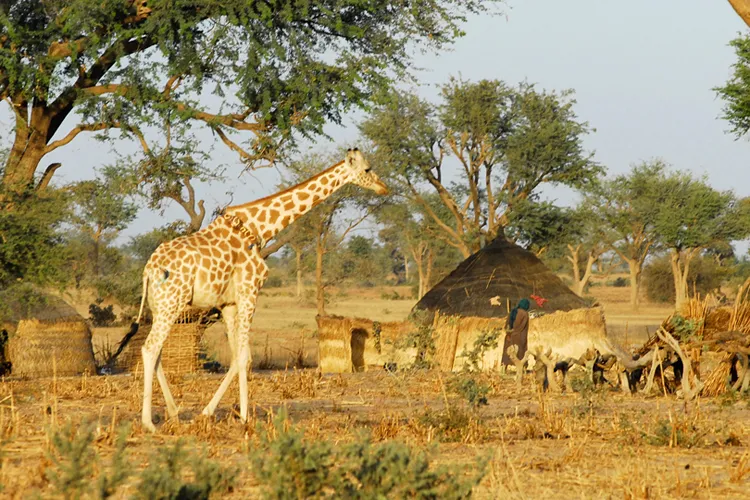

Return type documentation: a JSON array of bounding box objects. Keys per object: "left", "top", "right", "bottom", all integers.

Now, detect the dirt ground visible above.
[{"left": 5, "top": 285, "right": 747, "bottom": 498}]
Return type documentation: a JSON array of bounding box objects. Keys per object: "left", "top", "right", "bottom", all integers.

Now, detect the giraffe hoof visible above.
[
  {"left": 142, "top": 420, "right": 157, "bottom": 433},
  {"left": 201, "top": 406, "right": 214, "bottom": 417}
]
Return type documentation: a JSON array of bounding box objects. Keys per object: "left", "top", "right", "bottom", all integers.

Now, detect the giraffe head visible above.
[{"left": 344, "top": 148, "right": 389, "bottom": 195}]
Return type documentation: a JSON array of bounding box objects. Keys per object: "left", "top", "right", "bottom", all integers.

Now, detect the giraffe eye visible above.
[{"left": 364, "top": 167, "right": 371, "bottom": 173}]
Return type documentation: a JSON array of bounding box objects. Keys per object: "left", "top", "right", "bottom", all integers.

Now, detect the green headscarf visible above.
[{"left": 508, "top": 298, "right": 531, "bottom": 329}]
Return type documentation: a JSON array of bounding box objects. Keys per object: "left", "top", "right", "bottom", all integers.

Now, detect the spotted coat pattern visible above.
[{"left": 136, "top": 149, "right": 388, "bottom": 432}]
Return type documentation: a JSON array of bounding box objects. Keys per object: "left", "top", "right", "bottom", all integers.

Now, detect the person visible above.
[{"left": 501, "top": 298, "right": 531, "bottom": 367}]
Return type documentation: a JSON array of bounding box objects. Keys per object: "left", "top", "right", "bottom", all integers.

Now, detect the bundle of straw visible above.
[{"left": 700, "top": 353, "right": 735, "bottom": 397}]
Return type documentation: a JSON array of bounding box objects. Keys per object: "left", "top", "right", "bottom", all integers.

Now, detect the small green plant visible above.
[
  {"left": 46, "top": 423, "right": 97, "bottom": 499},
  {"left": 669, "top": 315, "right": 703, "bottom": 342},
  {"left": 135, "top": 439, "right": 237, "bottom": 500},
  {"left": 251, "top": 408, "right": 486, "bottom": 499},
  {"left": 462, "top": 328, "right": 501, "bottom": 372},
  {"left": 570, "top": 375, "right": 603, "bottom": 418},
  {"left": 448, "top": 375, "right": 490, "bottom": 408},
  {"left": 643, "top": 415, "right": 707, "bottom": 448},
  {"left": 398, "top": 313, "right": 436, "bottom": 370}
]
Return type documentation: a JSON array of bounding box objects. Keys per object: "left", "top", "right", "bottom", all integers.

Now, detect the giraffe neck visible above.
[{"left": 225, "top": 161, "right": 351, "bottom": 243}]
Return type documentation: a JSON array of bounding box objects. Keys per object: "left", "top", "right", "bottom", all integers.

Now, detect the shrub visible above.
[
  {"left": 89, "top": 302, "right": 116, "bottom": 326},
  {"left": 135, "top": 439, "right": 237, "bottom": 500},
  {"left": 265, "top": 275, "right": 284, "bottom": 288},
  {"left": 462, "top": 328, "right": 501, "bottom": 372},
  {"left": 250, "top": 409, "right": 485, "bottom": 499},
  {"left": 398, "top": 313, "right": 437, "bottom": 370},
  {"left": 612, "top": 277, "right": 629, "bottom": 287},
  {"left": 448, "top": 375, "right": 490, "bottom": 407},
  {"left": 644, "top": 255, "right": 729, "bottom": 303}
]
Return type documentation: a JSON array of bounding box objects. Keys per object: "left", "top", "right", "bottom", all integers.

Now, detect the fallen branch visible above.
[{"left": 656, "top": 327, "right": 703, "bottom": 400}]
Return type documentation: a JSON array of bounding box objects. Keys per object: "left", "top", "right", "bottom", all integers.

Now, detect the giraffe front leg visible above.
[{"left": 236, "top": 298, "right": 257, "bottom": 423}]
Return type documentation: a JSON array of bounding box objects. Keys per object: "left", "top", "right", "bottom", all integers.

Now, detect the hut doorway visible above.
[{"left": 350, "top": 328, "right": 368, "bottom": 372}]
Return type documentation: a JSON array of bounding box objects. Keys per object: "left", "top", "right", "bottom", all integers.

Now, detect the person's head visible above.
[{"left": 518, "top": 298, "right": 531, "bottom": 310}]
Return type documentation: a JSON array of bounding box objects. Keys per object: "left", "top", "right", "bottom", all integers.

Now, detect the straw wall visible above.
[
  {"left": 7, "top": 319, "right": 96, "bottom": 377},
  {"left": 118, "top": 322, "right": 204, "bottom": 375},
  {"left": 449, "top": 307, "right": 613, "bottom": 372},
  {"left": 317, "top": 307, "right": 613, "bottom": 373},
  {"left": 317, "top": 315, "right": 416, "bottom": 373}
]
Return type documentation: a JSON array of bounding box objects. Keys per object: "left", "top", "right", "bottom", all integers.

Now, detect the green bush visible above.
[
  {"left": 644, "top": 255, "right": 729, "bottom": 303},
  {"left": 265, "top": 275, "right": 284, "bottom": 288},
  {"left": 89, "top": 302, "right": 117, "bottom": 327},
  {"left": 135, "top": 440, "right": 237, "bottom": 500},
  {"left": 250, "top": 409, "right": 485, "bottom": 499}
]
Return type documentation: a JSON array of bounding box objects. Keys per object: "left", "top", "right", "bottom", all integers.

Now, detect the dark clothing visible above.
[{"left": 501, "top": 308, "right": 529, "bottom": 366}]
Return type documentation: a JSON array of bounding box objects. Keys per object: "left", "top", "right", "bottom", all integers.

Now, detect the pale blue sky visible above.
[{"left": 3, "top": 0, "right": 749, "bottom": 245}]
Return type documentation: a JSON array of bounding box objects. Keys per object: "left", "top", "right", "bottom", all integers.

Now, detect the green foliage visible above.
[
  {"left": 89, "top": 302, "right": 117, "bottom": 327},
  {"left": 265, "top": 275, "right": 284, "bottom": 288},
  {"left": 135, "top": 439, "right": 237, "bottom": 500},
  {"left": 0, "top": 283, "right": 50, "bottom": 323},
  {"left": 0, "top": 190, "right": 71, "bottom": 287},
  {"left": 1, "top": 0, "right": 501, "bottom": 194},
  {"left": 668, "top": 315, "right": 703, "bottom": 343},
  {"left": 250, "top": 409, "right": 485, "bottom": 499},
  {"left": 96, "top": 424, "right": 132, "bottom": 499},
  {"left": 612, "top": 277, "right": 629, "bottom": 288},
  {"left": 46, "top": 424, "right": 97, "bottom": 499},
  {"left": 399, "top": 313, "right": 437, "bottom": 370},
  {"left": 644, "top": 255, "right": 728, "bottom": 303},
  {"left": 462, "top": 328, "right": 502, "bottom": 372},
  {"left": 361, "top": 79, "right": 600, "bottom": 255},
  {"left": 715, "top": 34, "right": 750, "bottom": 138},
  {"left": 448, "top": 375, "right": 490, "bottom": 407}
]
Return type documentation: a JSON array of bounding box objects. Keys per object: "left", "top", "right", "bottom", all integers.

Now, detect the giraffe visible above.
[{"left": 124, "top": 148, "right": 388, "bottom": 432}]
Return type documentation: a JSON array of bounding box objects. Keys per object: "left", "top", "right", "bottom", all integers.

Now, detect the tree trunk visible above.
[
  {"left": 2, "top": 106, "right": 55, "bottom": 195},
  {"left": 627, "top": 259, "right": 641, "bottom": 311},
  {"left": 670, "top": 248, "right": 695, "bottom": 311},
  {"left": 404, "top": 254, "right": 409, "bottom": 282},
  {"left": 315, "top": 238, "right": 326, "bottom": 316},
  {"left": 425, "top": 249, "right": 434, "bottom": 294},
  {"left": 296, "top": 247, "right": 303, "bottom": 298}
]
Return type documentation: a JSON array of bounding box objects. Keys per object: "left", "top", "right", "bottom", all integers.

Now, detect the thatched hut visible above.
[
  {"left": 0, "top": 287, "right": 96, "bottom": 377},
  {"left": 412, "top": 236, "right": 618, "bottom": 371}
]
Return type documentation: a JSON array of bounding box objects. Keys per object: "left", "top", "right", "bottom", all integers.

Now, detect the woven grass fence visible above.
[
  {"left": 7, "top": 319, "right": 96, "bottom": 377},
  {"left": 117, "top": 312, "right": 207, "bottom": 375},
  {"left": 317, "top": 307, "right": 612, "bottom": 373},
  {"left": 317, "top": 315, "right": 416, "bottom": 373}
]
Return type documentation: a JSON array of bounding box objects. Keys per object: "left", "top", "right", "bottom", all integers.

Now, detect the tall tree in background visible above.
[
  {"left": 283, "top": 151, "right": 383, "bottom": 314},
  {"left": 588, "top": 160, "right": 667, "bottom": 309},
  {"left": 0, "top": 0, "right": 499, "bottom": 197},
  {"left": 360, "top": 80, "right": 600, "bottom": 257},
  {"left": 68, "top": 170, "right": 138, "bottom": 276},
  {"left": 652, "top": 171, "right": 750, "bottom": 309}
]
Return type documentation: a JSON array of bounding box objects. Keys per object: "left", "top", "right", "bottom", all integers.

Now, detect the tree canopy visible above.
[
  {"left": 360, "top": 79, "right": 600, "bottom": 257},
  {"left": 0, "top": 0, "right": 499, "bottom": 195}
]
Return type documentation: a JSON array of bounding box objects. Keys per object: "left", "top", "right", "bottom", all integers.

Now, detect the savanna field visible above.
[{"left": 1, "top": 284, "right": 748, "bottom": 499}]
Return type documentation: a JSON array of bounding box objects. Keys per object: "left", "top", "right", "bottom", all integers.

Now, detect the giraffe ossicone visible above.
[{"left": 121, "top": 149, "right": 387, "bottom": 432}]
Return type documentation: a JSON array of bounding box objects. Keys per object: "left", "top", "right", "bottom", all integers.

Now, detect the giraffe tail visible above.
[{"left": 105, "top": 273, "right": 149, "bottom": 371}]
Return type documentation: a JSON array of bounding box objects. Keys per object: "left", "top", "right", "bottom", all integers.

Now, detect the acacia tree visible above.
[
  {"left": 360, "top": 80, "right": 600, "bottom": 257},
  {"left": 283, "top": 151, "right": 383, "bottom": 314},
  {"left": 652, "top": 171, "right": 750, "bottom": 309},
  {"left": 0, "top": 0, "right": 498, "bottom": 197},
  {"left": 588, "top": 161, "right": 667, "bottom": 309},
  {"left": 68, "top": 169, "right": 138, "bottom": 276}
]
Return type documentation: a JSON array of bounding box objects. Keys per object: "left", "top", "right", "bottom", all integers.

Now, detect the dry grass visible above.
[
  {"left": 8, "top": 285, "right": 737, "bottom": 497},
  {"left": 0, "top": 369, "right": 748, "bottom": 498}
]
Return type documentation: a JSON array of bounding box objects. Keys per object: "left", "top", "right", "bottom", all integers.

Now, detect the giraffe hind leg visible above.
[
  {"left": 202, "top": 305, "right": 238, "bottom": 417},
  {"left": 141, "top": 311, "right": 182, "bottom": 433},
  {"left": 156, "top": 350, "right": 179, "bottom": 420}
]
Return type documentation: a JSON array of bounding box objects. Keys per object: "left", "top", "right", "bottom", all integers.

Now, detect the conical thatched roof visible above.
[
  {"left": 413, "top": 236, "right": 587, "bottom": 319},
  {"left": 0, "top": 286, "right": 82, "bottom": 325}
]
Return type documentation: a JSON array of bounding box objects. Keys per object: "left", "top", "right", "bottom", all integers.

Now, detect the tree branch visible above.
[
  {"left": 43, "top": 123, "right": 111, "bottom": 154},
  {"left": 729, "top": 0, "right": 750, "bottom": 27}
]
